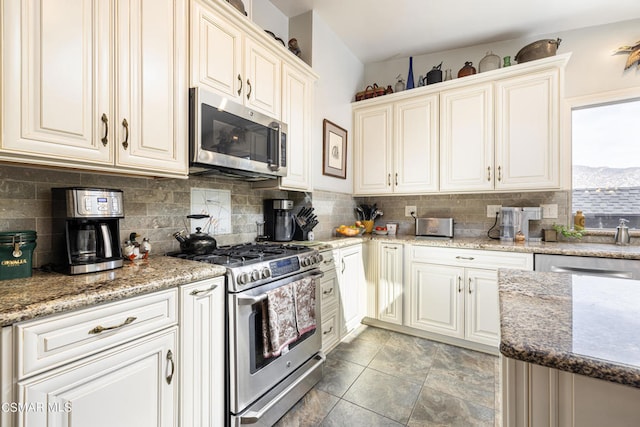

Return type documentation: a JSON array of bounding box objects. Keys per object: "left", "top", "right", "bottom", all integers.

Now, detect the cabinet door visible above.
[
  {"left": 407, "top": 262, "right": 464, "bottom": 339},
  {"left": 190, "top": 0, "right": 243, "bottom": 102},
  {"left": 1, "top": 0, "right": 112, "bottom": 165},
  {"left": 280, "top": 63, "right": 313, "bottom": 191},
  {"left": 115, "top": 0, "right": 187, "bottom": 175},
  {"left": 338, "top": 245, "right": 366, "bottom": 336},
  {"left": 440, "top": 83, "right": 494, "bottom": 192},
  {"left": 180, "top": 278, "right": 225, "bottom": 427},
  {"left": 244, "top": 38, "right": 281, "bottom": 119},
  {"left": 465, "top": 268, "right": 500, "bottom": 346},
  {"left": 17, "top": 328, "right": 177, "bottom": 427},
  {"left": 394, "top": 95, "right": 439, "bottom": 193},
  {"left": 353, "top": 104, "right": 394, "bottom": 194},
  {"left": 495, "top": 69, "right": 560, "bottom": 190},
  {"left": 378, "top": 243, "right": 404, "bottom": 325}
]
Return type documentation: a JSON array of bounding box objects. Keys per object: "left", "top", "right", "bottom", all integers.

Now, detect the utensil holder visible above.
[{"left": 362, "top": 220, "right": 374, "bottom": 234}]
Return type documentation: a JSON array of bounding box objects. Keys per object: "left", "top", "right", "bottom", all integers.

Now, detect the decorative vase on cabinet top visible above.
[
  {"left": 457, "top": 61, "right": 476, "bottom": 78},
  {"left": 479, "top": 51, "right": 501, "bottom": 72},
  {"left": 406, "top": 57, "right": 415, "bottom": 89}
]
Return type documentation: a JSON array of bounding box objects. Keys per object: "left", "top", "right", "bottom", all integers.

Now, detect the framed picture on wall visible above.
[{"left": 323, "top": 119, "right": 347, "bottom": 179}]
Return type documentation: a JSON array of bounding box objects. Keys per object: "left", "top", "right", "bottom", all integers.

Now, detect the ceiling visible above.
[{"left": 269, "top": 0, "right": 640, "bottom": 64}]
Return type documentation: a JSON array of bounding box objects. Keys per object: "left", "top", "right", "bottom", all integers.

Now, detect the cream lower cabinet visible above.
[
  {"left": 406, "top": 246, "right": 533, "bottom": 348},
  {"left": 179, "top": 277, "right": 225, "bottom": 427},
  {"left": 353, "top": 93, "right": 439, "bottom": 195},
  {"left": 338, "top": 244, "right": 367, "bottom": 337},
  {"left": 318, "top": 248, "right": 340, "bottom": 352},
  {"left": 0, "top": 0, "right": 188, "bottom": 178},
  {"left": 16, "top": 328, "right": 178, "bottom": 427},
  {"left": 377, "top": 242, "right": 404, "bottom": 325}
]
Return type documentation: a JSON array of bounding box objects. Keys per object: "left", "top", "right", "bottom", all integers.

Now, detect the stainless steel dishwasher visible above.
[{"left": 534, "top": 254, "right": 640, "bottom": 279}]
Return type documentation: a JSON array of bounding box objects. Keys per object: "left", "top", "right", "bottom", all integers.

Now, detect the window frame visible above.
[{"left": 564, "top": 87, "right": 640, "bottom": 231}]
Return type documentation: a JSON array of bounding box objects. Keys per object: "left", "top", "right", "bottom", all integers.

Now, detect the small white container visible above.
[{"left": 386, "top": 223, "right": 398, "bottom": 235}]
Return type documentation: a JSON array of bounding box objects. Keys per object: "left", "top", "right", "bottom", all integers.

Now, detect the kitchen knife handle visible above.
[
  {"left": 122, "top": 118, "right": 129, "bottom": 150},
  {"left": 100, "top": 113, "right": 108, "bottom": 146}
]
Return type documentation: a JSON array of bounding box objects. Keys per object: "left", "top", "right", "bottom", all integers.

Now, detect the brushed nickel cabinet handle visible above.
[
  {"left": 341, "top": 259, "right": 345, "bottom": 274},
  {"left": 387, "top": 174, "right": 391, "bottom": 186},
  {"left": 323, "top": 326, "right": 333, "bottom": 335},
  {"left": 469, "top": 277, "right": 473, "bottom": 294},
  {"left": 456, "top": 256, "right": 475, "bottom": 261},
  {"left": 323, "top": 287, "right": 334, "bottom": 295},
  {"left": 487, "top": 166, "right": 491, "bottom": 181},
  {"left": 237, "top": 74, "right": 243, "bottom": 96},
  {"left": 246, "top": 79, "right": 252, "bottom": 100},
  {"left": 165, "top": 349, "right": 175, "bottom": 385},
  {"left": 190, "top": 283, "right": 219, "bottom": 296},
  {"left": 457, "top": 276, "right": 462, "bottom": 293},
  {"left": 88, "top": 316, "right": 137, "bottom": 334},
  {"left": 395, "top": 173, "right": 398, "bottom": 186},
  {"left": 121, "top": 118, "right": 129, "bottom": 150},
  {"left": 101, "top": 113, "right": 109, "bottom": 146},
  {"left": 498, "top": 165, "right": 502, "bottom": 182}
]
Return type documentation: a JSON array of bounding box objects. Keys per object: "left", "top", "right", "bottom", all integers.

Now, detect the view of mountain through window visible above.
[{"left": 572, "top": 98, "right": 640, "bottom": 229}]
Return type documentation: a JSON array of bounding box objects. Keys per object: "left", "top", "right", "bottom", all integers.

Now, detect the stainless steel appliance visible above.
[
  {"left": 500, "top": 207, "right": 542, "bottom": 241},
  {"left": 415, "top": 217, "right": 454, "bottom": 238},
  {"left": 264, "top": 199, "right": 296, "bottom": 242},
  {"left": 52, "top": 188, "right": 124, "bottom": 275},
  {"left": 189, "top": 87, "right": 288, "bottom": 180},
  {"left": 169, "top": 242, "right": 325, "bottom": 426},
  {"left": 534, "top": 254, "right": 640, "bottom": 280}
]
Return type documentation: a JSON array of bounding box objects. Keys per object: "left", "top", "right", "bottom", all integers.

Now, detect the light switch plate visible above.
[{"left": 405, "top": 206, "right": 417, "bottom": 217}]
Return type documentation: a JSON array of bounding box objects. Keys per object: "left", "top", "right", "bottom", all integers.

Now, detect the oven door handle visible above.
[
  {"left": 237, "top": 272, "right": 324, "bottom": 306},
  {"left": 239, "top": 351, "right": 326, "bottom": 424}
]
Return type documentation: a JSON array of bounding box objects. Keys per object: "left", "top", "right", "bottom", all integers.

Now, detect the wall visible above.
[{"left": 363, "top": 18, "right": 640, "bottom": 99}]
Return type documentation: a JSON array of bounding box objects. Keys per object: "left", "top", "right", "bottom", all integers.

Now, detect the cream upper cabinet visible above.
[
  {"left": 494, "top": 69, "right": 560, "bottom": 190},
  {"left": 353, "top": 94, "right": 439, "bottom": 195},
  {"left": 439, "top": 83, "right": 494, "bottom": 192},
  {"left": 353, "top": 104, "right": 394, "bottom": 194},
  {"left": 280, "top": 63, "right": 314, "bottom": 191},
  {"left": 191, "top": 0, "right": 281, "bottom": 120},
  {"left": 0, "top": 0, "right": 188, "bottom": 178}
]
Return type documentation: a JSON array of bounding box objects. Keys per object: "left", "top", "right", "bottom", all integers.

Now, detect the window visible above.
[{"left": 572, "top": 97, "right": 640, "bottom": 229}]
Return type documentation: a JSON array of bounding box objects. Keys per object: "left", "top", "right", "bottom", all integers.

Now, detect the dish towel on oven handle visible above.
[{"left": 261, "top": 276, "right": 317, "bottom": 359}]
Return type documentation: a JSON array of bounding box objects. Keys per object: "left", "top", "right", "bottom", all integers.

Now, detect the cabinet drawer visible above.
[
  {"left": 321, "top": 305, "right": 340, "bottom": 353},
  {"left": 320, "top": 272, "right": 339, "bottom": 308},
  {"left": 16, "top": 288, "right": 178, "bottom": 380},
  {"left": 409, "top": 246, "right": 533, "bottom": 270},
  {"left": 319, "top": 249, "right": 339, "bottom": 272}
]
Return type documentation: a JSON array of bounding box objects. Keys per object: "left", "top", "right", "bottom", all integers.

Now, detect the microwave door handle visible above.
[{"left": 268, "top": 123, "right": 281, "bottom": 171}]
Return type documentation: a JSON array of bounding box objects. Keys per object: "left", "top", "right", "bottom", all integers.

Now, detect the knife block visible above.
[{"left": 293, "top": 226, "right": 310, "bottom": 241}]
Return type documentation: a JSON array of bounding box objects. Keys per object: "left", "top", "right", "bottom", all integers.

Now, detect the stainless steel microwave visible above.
[{"left": 189, "top": 87, "right": 287, "bottom": 180}]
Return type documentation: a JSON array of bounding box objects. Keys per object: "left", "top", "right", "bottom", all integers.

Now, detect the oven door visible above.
[
  {"left": 190, "top": 87, "right": 287, "bottom": 178},
  {"left": 228, "top": 270, "right": 323, "bottom": 415}
]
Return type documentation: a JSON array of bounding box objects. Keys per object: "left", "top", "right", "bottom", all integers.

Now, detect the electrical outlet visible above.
[
  {"left": 541, "top": 204, "right": 558, "bottom": 219},
  {"left": 405, "top": 205, "right": 416, "bottom": 217},
  {"left": 486, "top": 205, "right": 502, "bottom": 218}
]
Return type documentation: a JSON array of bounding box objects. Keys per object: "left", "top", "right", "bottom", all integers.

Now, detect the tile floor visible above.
[{"left": 275, "top": 326, "right": 501, "bottom": 427}]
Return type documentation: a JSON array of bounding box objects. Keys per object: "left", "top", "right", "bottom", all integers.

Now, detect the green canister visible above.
[{"left": 0, "top": 230, "right": 37, "bottom": 280}]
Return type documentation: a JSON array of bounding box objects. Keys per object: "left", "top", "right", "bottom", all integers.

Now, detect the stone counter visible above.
[
  {"left": 498, "top": 269, "right": 640, "bottom": 388},
  {"left": 0, "top": 256, "right": 225, "bottom": 327}
]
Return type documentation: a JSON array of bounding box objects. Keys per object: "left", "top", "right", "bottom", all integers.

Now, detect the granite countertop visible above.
[
  {"left": 366, "top": 234, "right": 640, "bottom": 259},
  {"left": 499, "top": 269, "right": 640, "bottom": 388},
  {"left": 0, "top": 256, "right": 225, "bottom": 327}
]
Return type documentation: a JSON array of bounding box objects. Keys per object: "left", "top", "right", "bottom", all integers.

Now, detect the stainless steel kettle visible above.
[{"left": 614, "top": 218, "right": 631, "bottom": 245}]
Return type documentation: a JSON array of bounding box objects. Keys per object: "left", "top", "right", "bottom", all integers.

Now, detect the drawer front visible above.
[
  {"left": 321, "top": 305, "right": 340, "bottom": 353},
  {"left": 319, "top": 249, "right": 339, "bottom": 273},
  {"left": 16, "top": 288, "right": 178, "bottom": 379},
  {"left": 409, "top": 246, "right": 533, "bottom": 270},
  {"left": 320, "top": 272, "right": 339, "bottom": 308}
]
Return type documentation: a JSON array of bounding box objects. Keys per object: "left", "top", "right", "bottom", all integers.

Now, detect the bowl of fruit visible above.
[
  {"left": 374, "top": 226, "right": 388, "bottom": 235},
  {"left": 335, "top": 222, "right": 366, "bottom": 237}
]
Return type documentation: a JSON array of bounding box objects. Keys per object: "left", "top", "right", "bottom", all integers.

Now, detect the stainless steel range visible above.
[{"left": 170, "top": 242, "right": 325, "bottom": 426}]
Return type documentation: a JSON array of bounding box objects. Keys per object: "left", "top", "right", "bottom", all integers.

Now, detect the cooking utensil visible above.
[{"left": 173, "top": 227, "right": 217, "bottom": 255}]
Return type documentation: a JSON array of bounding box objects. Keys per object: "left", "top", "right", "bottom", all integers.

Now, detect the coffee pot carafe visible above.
[{"left": 614, "top": 218, "right": 631, "bottom": 245}]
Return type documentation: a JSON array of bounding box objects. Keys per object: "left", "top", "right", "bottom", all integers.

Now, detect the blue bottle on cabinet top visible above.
[{"left": 406, "top": 56, "right": 415, "bottom": 89}]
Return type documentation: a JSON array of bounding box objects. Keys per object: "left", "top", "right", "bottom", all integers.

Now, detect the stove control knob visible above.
[
  {"left": 311, "top": 254, "right": 321, "bottom": 264},
  {"left": 261, "top": 268, "right": 271, "bottom": 279},
  {"left": 301, "top": 256, "right": 310, "bottom": 267},
  {"left": 238, "top": 272, "right": 251, "bottom": 285},
  {"left": 317, "top": 253, "right": 324, "bottom": 263},
  {"left": 251, "top": 270, "right": 261, "bottom": 281}
]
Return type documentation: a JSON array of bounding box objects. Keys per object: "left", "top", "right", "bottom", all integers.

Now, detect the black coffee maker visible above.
[
  {"left": 52, "top": 188, "right": 124, "bottom": 274},
  {"left": 263, "top": 199, "right": 296, "bottom": 242}
]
